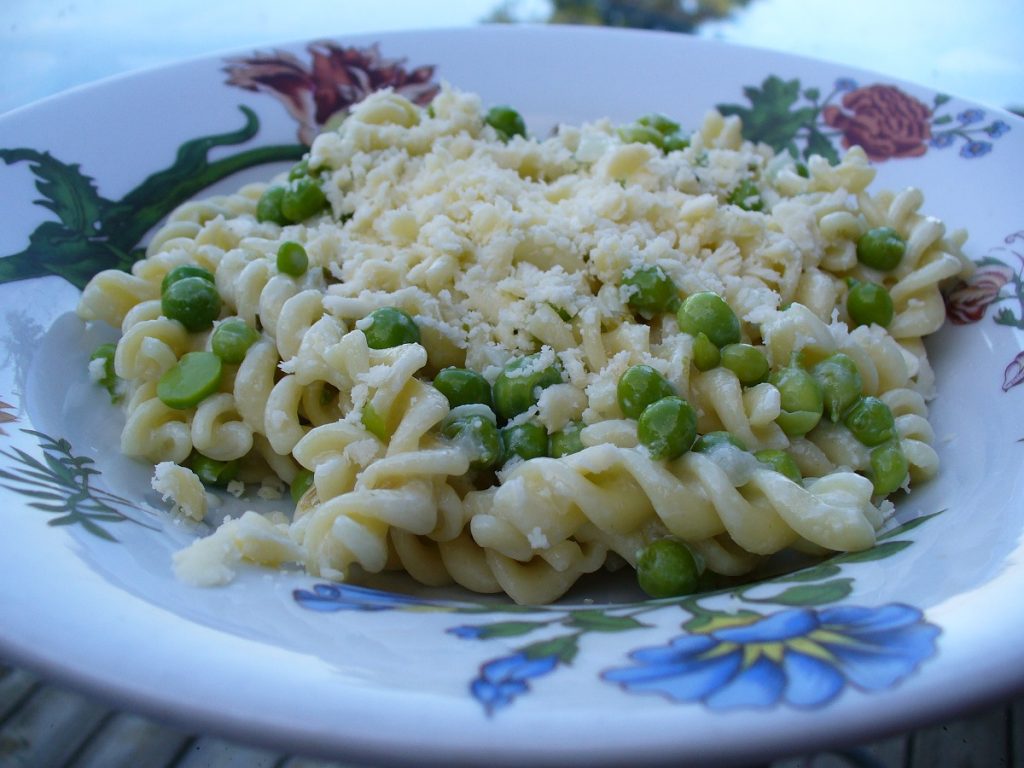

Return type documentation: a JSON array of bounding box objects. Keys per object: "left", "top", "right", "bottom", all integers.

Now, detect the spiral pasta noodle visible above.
[{"left": 77, "top": 85, "right": 967, "bottom": 603}]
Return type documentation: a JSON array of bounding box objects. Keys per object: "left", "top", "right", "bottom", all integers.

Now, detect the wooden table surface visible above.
[{"left": 2, "top": 662, "right": 1020, "bottom": 767}]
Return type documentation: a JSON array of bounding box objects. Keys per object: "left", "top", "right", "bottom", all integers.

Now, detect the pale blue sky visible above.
[{"left": 3, "top": 0, "right": 1021, "bottom": 115}]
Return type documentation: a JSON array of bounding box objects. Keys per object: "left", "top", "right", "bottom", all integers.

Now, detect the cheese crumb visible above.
[{"left": 151, "top": 462, "right": 208, "bottom": 522}]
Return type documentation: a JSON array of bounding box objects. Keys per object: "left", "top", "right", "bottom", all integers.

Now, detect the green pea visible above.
[
  {"left": 620, "top": 115, "right": 688, "bottom": 153},
  {"left": 362, "top": 307, "right": 421, "bottom": 349},
  {"left": 857, "top": 227, "right": 905, "bottom": 271},
  {"left": 433, "top": 368, "right": 493, "bottom": 409},
  {"left": 211, "top": 319, "right": 260, "bottom": 364},
  {"left": 617, "top": 364, "right": 675, "bottom": 420},
  {"left": 157, "top": 351, "right": 223, "bottom": 410},
  {"left": 189, "top": 453, "right": 240, "bottom": 487},
  {"left": 362, "top": 401, "right": 388, "bottom": 440},
  {"left": 847, "top": 279, "right": 894, "bottom": 328},
  {"left": 754, "top": 449, "right": 803, "bottom": 483},
  {"left": 441, "top": 408, "right": 502, "bottom": 470},
  {"left": 727, "top": 179, "right": 764, "bottom": 212},
  {"left": 256, "top": 185, "right": 289, "bottom": 225},
  {"left": 692, "top": 431, "right": 747, "bottom": 453},
  {"left": 161, "top": 276, "right": 221, "bottom": 332},
  {"left": 280, "top": 177, "right": 328, "bottom": 222},
  {"left": 844, "top": 396, "right": 897, "bottom": 447},
  {"left": 691, "top": 332, "right": 721, "bottom": 372},
  {"left": 485, "top": 105, "right": 526, "bottom": 141},
  {"left": 500, "top": 423, "right": 548, "bottom": 463},
  {"left": 160, "top": 265, "right": 214, "bottom": 294},
  {"left": 676, "top": 292, "right": 741, "bottom": 348},
  {"left": 769, "top": 366, "right": 824, "bottom": 437},
  {"left": 617, "top": 123, "right": 666, "bottom": 149},
  {"left": 637, "top": 113, "right": 681, "bottom": 135},
  {"left": 622, "top": 265, "right": 679, "bottom": 316},
  {"left": 637, "top": 396, "right": 697, "bottom": 460},
  {"left": 811, "top": 353, "right": 863, "bottom": 422},
  {"left": 492, "top": 354, "right": 563, "bottom": 420},
  {"left": 277, "top": 241, "right": 309, "bottom": 276},
  {"left": 661, "top": 133, "right": 690, "bottom": 152},
  {"left": 288, "top": 158, "right": 312, "bottom": 181},
  {"left": 549, "top": 421, "right": 584, "bottom": 458},
  {"left": 720, "top": 343, "right": 769, "bottom": 386},
  {"left": 636, "top": 538, "right": 701, "bottom": 598},
  {"left": 89, "top": 342, "right": 120, "bottom": 401},
  {"left": 290, "top": 468, "right": 315, "bottom": 503},
  {"left": 869, "top": 440, "right": 908, "bottom": 496}
]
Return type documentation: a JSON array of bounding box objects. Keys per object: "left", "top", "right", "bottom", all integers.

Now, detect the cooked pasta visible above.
[{"left": 77, "top": 85, "right": 970, "bottom": 603}]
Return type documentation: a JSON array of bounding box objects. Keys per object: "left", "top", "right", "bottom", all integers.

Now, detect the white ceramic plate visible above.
[{"left": 1, "top": 26, "right": 1022, "bottom": 766}]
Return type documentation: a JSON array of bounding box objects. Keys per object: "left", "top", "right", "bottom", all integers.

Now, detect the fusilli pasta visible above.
[{"left": 78, "top": 85, "right": 968, "bottom": 603}]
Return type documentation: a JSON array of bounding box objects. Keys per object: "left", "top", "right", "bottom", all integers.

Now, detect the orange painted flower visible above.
[{"left": 224, "top": 41, "right": 439, "bottom": 145}]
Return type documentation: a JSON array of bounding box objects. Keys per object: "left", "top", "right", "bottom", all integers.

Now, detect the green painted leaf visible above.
[
  {"left": 774, "top": 563, "right": 843, "bottom": 583},
  {"left": 682, "top": 608, "right": 760, "bottom": 633},
  {"left": 878, "top": 511, "right": 943, "bottom": 540},
  {"left": 0, "top": 149, "right": 110, "bottom": 234},
  {"left": 933, "top": 115, "right": 953, "bottom": 125},
  {"left": 1, "top": 109, "right": 305, "bottom": 289},
  {"left": 760, "top": 578, "right": 853, "bottom": 606},
  {"left": 804, "top": 126, "right": 840, "bottom": 164},
  {"left": 9, "top": 489, "right": 66, "bottom": 501},
  {"left": 523, "top": 634, "right": 579, "bottom": 664},
  {"left": 468, "top": 621, "right": 547, "bottom": 639},
  {"left": 43, "top": 453, "right": 75, "bottom": 484},
  {"left": 79, "top": 517, "right": 118, "bottom": 542},
  {"left": 721, "top": 77, "right": 810, "bottom": 144},
  {"left": 831, "top": 540, "right": 912, "bottom": 564},
  {"left": 2, "top": 429, "right": 156, "bottom": 540},
  {"left": 101, "top": 107, "right": 305, "bottom": 253},
  {"left": 565, "top": 610, "right": 647, "bottom": 633}
]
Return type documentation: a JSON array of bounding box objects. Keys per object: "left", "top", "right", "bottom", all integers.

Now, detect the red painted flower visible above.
[
  {"left": 225, "top": 41, "right": 439, "bottom": 145},
  {"left": 945, "top": 263, "right": 1015, "bottom": 324},
  {"left": 822, "top": 85, "right": 932, "bottom": 161}
]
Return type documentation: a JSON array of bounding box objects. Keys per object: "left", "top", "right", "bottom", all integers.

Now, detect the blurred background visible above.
[{"left": 3, "top": 0, "right": 1022, "bottom": 116}]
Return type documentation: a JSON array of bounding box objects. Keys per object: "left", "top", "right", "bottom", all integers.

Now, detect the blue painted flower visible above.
[
  {"left": 929, "top": 132, "right": 955, "bottom": 148},
  {"left": 986, "top": 120, "right": 1011, "bottom": 138},
  {"left": 957, "top": 108, "right": 986, "bottom": 124},
  {"left": 293, "top": 582, "right": 435, "bottom": 612},
  {"left": 450, "top": 624, "right": 489, "bottom": 639},
  {"left": 960, "top": 140, "right": 993, "bottom": 158},
  {"left": 602, "top": 603, "right": 939, "bottom": 710},
  {"left": 471, "top": 651, "right": 560, "bottom": 714},
  {"left": 834, "top": 77, "right": 858, "bottom": 92}
]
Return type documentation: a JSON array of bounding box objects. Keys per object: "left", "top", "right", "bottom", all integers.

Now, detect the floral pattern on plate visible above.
[
  {"left": 293, "top": 517, "right": 941, "bottom": 715},
  {"left": 946, "top": 230, "right": 1024, "bottom": 390},
  {"left": 224, "top": 41, "right": 440, "bottom": 145},
  {"left": 719, "top": 76, "right": 1010, "bottom": 162},
  {"left": 0, "top": 429, "right": 160, "bottom": 541}
]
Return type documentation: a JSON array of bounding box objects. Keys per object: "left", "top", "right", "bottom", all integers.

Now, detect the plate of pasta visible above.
[{"left": 1, "top": 24, "right": 1022, "bottom": 767}]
